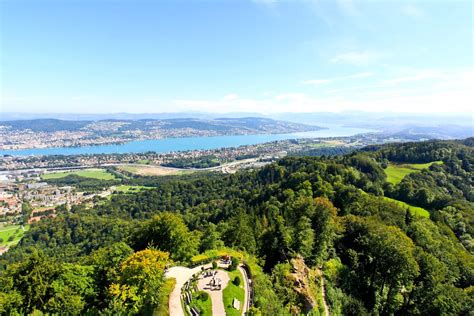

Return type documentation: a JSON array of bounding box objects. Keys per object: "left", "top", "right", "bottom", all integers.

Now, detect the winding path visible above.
[
  {"left": 321, "top": 275, "right": 330, "bottom": 316},
  {"left": 238, "top": 265, "right": 250, "bottom": 315},
  {"left": 165, "top": 262, "right": 252, "bottom": 316},
  {"left": 166, "top": 265, "right": 208, "bottom": 316}
]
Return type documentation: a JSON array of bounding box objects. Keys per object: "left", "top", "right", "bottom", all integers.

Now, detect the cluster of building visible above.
[
  {"left": 0, "top": 169, "right": 110, "bottom": 224},
  {"left": 0, "top": 190, "right": 21, "bottom": 216},
  {"left": 0, "top": 127, "right": 106, "bottom": 150},
  {"left": 1, "top": 138, "right": 315, "bottom": 171},
  {"left": 22, "top": 182, "right": 77, "bottom": 209},
  {"left": 0, "top": 117, "right": 316, "bottom": 150}
]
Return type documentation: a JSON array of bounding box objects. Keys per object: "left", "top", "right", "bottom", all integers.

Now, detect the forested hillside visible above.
[{"left": 1, "top": 139, "right": 473, "bottom": 315}]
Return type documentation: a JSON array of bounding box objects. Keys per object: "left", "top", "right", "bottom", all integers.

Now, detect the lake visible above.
[{"left": 0, "top": 125, "right": 375, "bottom": 157}]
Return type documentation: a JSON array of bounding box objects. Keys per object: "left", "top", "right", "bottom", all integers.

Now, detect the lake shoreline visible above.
[{"left": 0, "top": 126, "right": 377, "bottom": 157}]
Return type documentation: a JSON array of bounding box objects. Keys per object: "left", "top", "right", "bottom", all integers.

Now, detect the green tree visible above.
[
  {"left": 340, "top": 216, "right": 419, "bottom": 314},
  {"left": 200, "top": 223, "right": 224, "bottom": 252},
  {"left": 21, "top": 202, "right": 33, "bottom": 224},
  {"left": 109, "top": 249, "right": 170, "bottom": 314},
  {"left": 312, "top": 197, "right": 338, "bottom": 263},
  {"left": 45, "top": 264, "right": 96, "bottom": 315},
  {"left": 86, "top": 242, "right": 134, "bottom": 308},
  {"left": 224, "top": 210, "right": 257, "bottom": 254},
  {"left": 294, "top": 215, "right": 314, "bottom": 259},
  {"left": 7, "top": 251, "right": 61, "bottom": 313},
  {"left": 133, "top": 212, "right": 199, "bottom": 262}
]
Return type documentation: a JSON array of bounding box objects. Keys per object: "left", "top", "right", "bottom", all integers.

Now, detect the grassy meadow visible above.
[
  {"left": 113, "top": 185, "right": 153, "bottom": 193},
  {"left": 0, "top": 224, "right": 30, "bottom": 247},
  {"left": 385, "top": 161, "right": 442, "bottom": 184},
  {"left": 117, "top": 164, "right": 193, "bottom": 176},
  {"left": 382, "top": 196, "right": 430, "bottom": 218},
  {"left": 223, "top": 269, "right": 245, "bottom": 316},
  {"left": 42, "top": 168, "right": 116, "bottom": 180}
]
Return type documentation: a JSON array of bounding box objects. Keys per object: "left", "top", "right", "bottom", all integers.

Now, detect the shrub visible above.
[
  {"left": 233, "top": 276, "right": 241, "bottom": 286},
  {"left": 198, "top": 291, "right": 209, "bottom": 301},
  {"left": 229, "top": 257, "right": 240, "bottom": 271},
  {"left": 212, "top": 261, "right": 218, "bottom": 269}
]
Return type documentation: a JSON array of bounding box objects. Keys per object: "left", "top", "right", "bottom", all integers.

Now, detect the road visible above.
[{"left": 0, "top": 158, "right": 261, "bottom": 176}]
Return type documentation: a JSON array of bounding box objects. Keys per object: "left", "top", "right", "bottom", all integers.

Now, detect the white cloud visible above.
[
  {"left": 302, "top": 72, "right": 374, "bottom": 86},
  {"left": 401, "top": 4, "right": 424, "bottom": 18},
  {"left": 170, "top": 68, "right": 473, "bottom": 114},
  {"left": 380, "top": 69, "right": 446, "bottom": 86},
  {"left": 4, "top": 69, "right": 472, "bottom": 115},
  {"left": 330, "top": 51, "right": 379, "bottom": 66}
]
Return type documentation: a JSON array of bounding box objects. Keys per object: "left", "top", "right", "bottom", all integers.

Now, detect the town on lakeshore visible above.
[{"left": 0, "top": 117, "right": 321, "bottom": 150}]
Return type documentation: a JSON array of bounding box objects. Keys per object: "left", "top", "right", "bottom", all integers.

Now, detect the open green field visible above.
[
  {"left": 117, "top": 164, "right": 194, "bottom": 176},
  {"left": 223, "top": 269, "right": 245, "bottom": 316},
  {"left": 42, "top": 168, "right": 116, "bottom": 180},
  {"left": 385, "top": 161, "right": 442, "bottom": 184},
  {"left": 0, "top": 224, "right": 30, "bottom": 247},
  {"left": 382, "top": 197, "right": 430, "bottom": 218},
  {"left": 113, "top": 185, "right": 153, "bottom": 193}
]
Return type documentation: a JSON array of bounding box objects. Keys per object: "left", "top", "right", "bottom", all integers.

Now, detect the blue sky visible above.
[{"left": 1, "top": 0, "right": 473, "bottom": 114}]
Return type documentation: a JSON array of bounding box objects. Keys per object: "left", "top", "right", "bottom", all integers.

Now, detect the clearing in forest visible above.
[
  {"left": 385, "top": 161, "right": 442, "bottom": 184},
  {"left": 382, "top": 196, "right": 430, "bottom": 218}
]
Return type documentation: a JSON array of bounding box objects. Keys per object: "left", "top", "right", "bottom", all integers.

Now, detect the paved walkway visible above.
[
  {"left": 197, "top": 269, "right": 230, "bottom": 316},
  {"left": 166, "top": 265, "right": 209, "bottom": 316},
  {"left": 166, "top": 262, "right": 251, "bottom": 316},
  {"left": 238, "top": 265, "right": 250, "bottom": 315}
]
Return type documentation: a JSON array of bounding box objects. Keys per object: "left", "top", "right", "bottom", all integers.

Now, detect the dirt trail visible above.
[{"left": 321, "top": 275, "right": 330, "bottom": 316}]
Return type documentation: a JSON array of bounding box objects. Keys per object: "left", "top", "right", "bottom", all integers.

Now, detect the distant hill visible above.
[
  {"left": 0, "top": 117, "right": 324, "bottom": 150},
  {"left": 0, "top": 117, "right": 322, "bottom": 134}
]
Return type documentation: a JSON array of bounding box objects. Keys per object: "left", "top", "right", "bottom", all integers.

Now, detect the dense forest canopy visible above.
[{"left": 1, "top": 139, "right": 473, "bottom": 315}]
